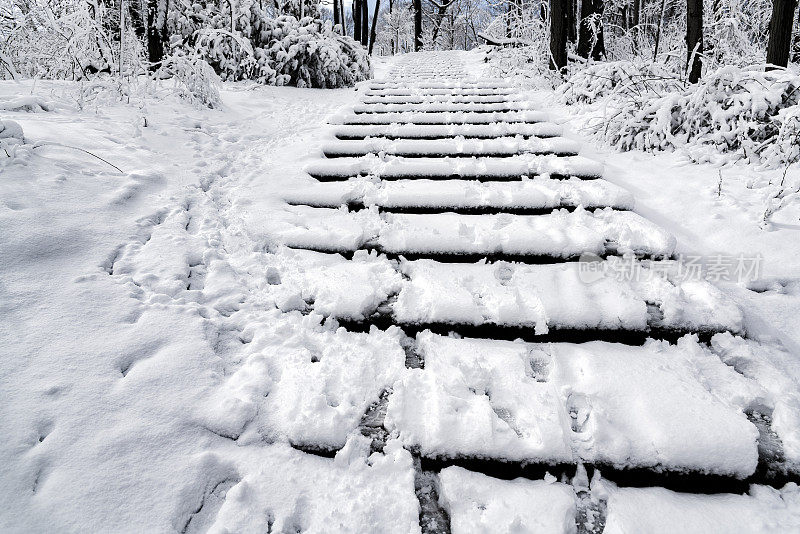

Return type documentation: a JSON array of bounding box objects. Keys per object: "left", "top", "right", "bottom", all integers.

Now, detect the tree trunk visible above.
[
  {"left": 146, "top": 0, "right": 169, "bottom": 67},
  {"left": 361, "top": 0, "right": 369, "bottom": 45},
  {"left": 567, "top": 0, "right": 577, "bottom": 43},
  {"left": 333, "top": 0, "right": 341, "bottom": 28},
  {"left": 577, "top": 0, "right": 604, "bottom": 59},
  {"left": 413, "top": 0, "right": 423, "bottom": 50},
  {"left": 686, "top": 0, "right": 703, "bottom": 82},
  {"left": 550, "top": 0, "right": 568, "bottom": 71},
  {"left": 793, "top": 8, "right": 800, "bottom": 62},
  {"left": 652, "top": 0, "right": 666, "bottom": 61},
  {"left": 369, "top": 0, "right": 380, "bottom": 53},
  {"left": 766, "top": 0, "right": 798, "bottom": 68},
  {"left": 354, "top": 0, "right": 362, "bottom": 41},
  {"left": 340, "top": 0, "right": 347, "bottom": 35},
  {"left": 432, "top": 1, "right": 452, "bottom": 43}
]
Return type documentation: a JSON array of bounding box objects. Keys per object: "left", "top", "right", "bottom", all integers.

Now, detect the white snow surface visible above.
[
  {"left": 385, "top": 333, "right": 759, "bottom": 475},
  {"left": 283, "top": 176, "right": 634, "bottom": 210},
  {"left": 439, "top": 467, "right": 577, "bottom": 534},
  {"left": 3, "top": 49, "right": 800, "bottom": 532},
  {"left": 0, "top": 79, "right": 424, "bottom": 532},
  {"left": 305, "top": 154, "right": 604, "bottom": 179},
  {"left": 602, "top": 482, "right": 800, "bottom": 534}
]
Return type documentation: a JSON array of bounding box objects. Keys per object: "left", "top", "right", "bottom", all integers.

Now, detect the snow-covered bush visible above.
[
  {"left": 559, "top": 61, "right": 684, "bottom": 104},
  {"left": 0, "top": 119, "right": 25, "bottom": 155},
  {"left": 167, "top": 1, "right": 370, "bottom": 88},
  {"left": 158, "top": 51, "right": 223, "bottom": 108},
  {"left": 597, "top": 66, "right": 800, "bottom": 166}
]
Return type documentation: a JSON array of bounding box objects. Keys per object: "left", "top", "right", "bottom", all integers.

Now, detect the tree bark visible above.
[
  {"left": 550, "top": 0, "right": 568, "bottom": 71},
  {"left": 413, "top": 0, "right": 423, "bottom": 50},
  {"left": 369, "top": 0, "right": 380, "bottom": 52},
  {"left": 793, "top": 7, "right": 800, "bottom": 62},
  {"left": 766, "top": 0, "right": 799, "bottom": 68},
  {"left": 354, "top": 0, "right": 362, "bottom": 41},
  {"left": 567, "top": 0, "right": 577, "bottom": 43},
  {"left": 361, "top": 0, "right": 369, "bottom": 45},
  {"left": 686, "top": 0, "right": 703, "bottom": 82},
  {"left": 146, "top": 0, "right": 169, "bottom": 68},
  {"left": 333, "top": 0, "right": 341, "bottom": 28},
  {"left": 577, "top": 0, "right": 604, "bottom": 60}
]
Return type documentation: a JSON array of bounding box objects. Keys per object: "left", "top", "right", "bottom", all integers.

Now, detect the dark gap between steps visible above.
[
  {"left": 322, "top": 150, "right": 579, "bottom": 158},
  {"left": 285, "top": 201, "right": 626, "bottom": 216},
  {"left": 333, "top": 318, "right": 717, "bottom": 346},
  {"left": 308, "top": 173, "right": 594, "bottom": 182},
  {"left": 334, "top": 133, "right": 563, "bottom": 140}
]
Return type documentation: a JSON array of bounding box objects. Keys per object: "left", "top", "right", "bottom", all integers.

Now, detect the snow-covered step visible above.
[
  {"left": 352, "top": 102, "right": 534, "bottom": 114},
  {"left": 268, "top": 252, "right": 742, "bottom": 336},
  {"left": 390, "top": 259, "right": 741, "bottom": 334},
  {"left": 439, "top": 467, "right": 579, "bottom": 533},
  {"left": 282, "top": 177, "right": 635, "bottom": 213},
  {"left": 321, "top": 137, "right": 579, "bottom": 158},
  {"left": 305, "top": 154, "right": 603, "bottom": 181},
  {"left": 438, "top": 467, "right": 800, "bottom": 533},
  {"left": 334, "top": 110, "right": 547, "bottom": 125},
  {"left": 276, "top": 206, "right": 675, "bottom": 259},
  {"left": 364, "top": 88, "right": 516, "bottom": 97},
  {"left": 379, "top": 209, "right": 674, "bottom": 258},
  {"left": 366, "top": 80, "right": 514, "bottom": 89},
  {"left": 602, "top": 481, "right": 800, "bottom": 533},
  {"left": 361, "top": 95, "right": 512, "bottom": 104},
  {"left": 384, "top": 333, "right": 758, "bottom": 476},
  {"left": 332, "top": 122, "right": 563, "bottom": 140}
]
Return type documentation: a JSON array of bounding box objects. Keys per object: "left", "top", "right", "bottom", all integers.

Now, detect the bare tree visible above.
[
  {"left": 765, "top": 0, "right": 798, "bottom": 68},
  {"left": 686, "top": 0, "right": 702, "bottom": 82}
]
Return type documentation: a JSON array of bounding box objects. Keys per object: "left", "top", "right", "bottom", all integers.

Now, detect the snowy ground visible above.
[{"left": 1, "top": 51, "right": 800, "bottom": 532}]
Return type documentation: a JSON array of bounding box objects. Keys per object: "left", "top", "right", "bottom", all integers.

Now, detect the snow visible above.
[
  {"left": 4, "top": 49, "right": 800, "bottom": 532},
  {"left": 352, "top": 101, "right": 534, "bottom": 113},
  {"left": 333, "top": 110, "right": 550, "bottom": 125},
  {"left": 273, "top": 207, "right": 675, "bottom": 259},
  {"left": 203, "top": 438, "right": 421, "bottom": 533},
  {"left": 386, "top": 333, "right": 759, "bottom": 476},
  {"left": 363, "top": 87, "right": 517, "bottom": 96},
  {"left": 711, "top": 333, "right": 800, "bottom": 467},
  {"left": 361, "top": 94, "right": 512, "bottom": 103},
  {"left": 305, "top": 154, "right": 604, "bottom": 180},
  {"left": 601, "top": 482, "right": 800, "bottom": 534},
  {"left": 439, "top": 467, "right": 577, "bottom": 534},
  {"left": 331, "top": 122, "right": 564, "bottom": 139},
  {"left": 321, "top": 137, "right": 580, "bottom": 157},
  {"left": 0, "top": 79, "right": 423, "bottom": 531},
  {"left": 283, "top": 176, "right": 634, "bottom": 211}
]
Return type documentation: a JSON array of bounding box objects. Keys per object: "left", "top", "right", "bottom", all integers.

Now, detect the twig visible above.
[{"left": 31, "top": 141, "right": 124, "bottom": 173}]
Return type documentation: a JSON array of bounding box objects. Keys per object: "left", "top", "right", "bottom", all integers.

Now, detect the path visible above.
[{"left": 276, "top": 52, "right": 800, "bottom": 531}]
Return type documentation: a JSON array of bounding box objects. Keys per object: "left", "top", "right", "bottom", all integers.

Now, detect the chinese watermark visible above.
[{"left": 577, "top": 253, "right": 763, "bottom": 284}]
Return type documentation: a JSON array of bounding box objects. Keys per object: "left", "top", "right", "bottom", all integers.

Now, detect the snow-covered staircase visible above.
[{"left": 277, "top": 53, "right": 799, "bottom": 532}]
